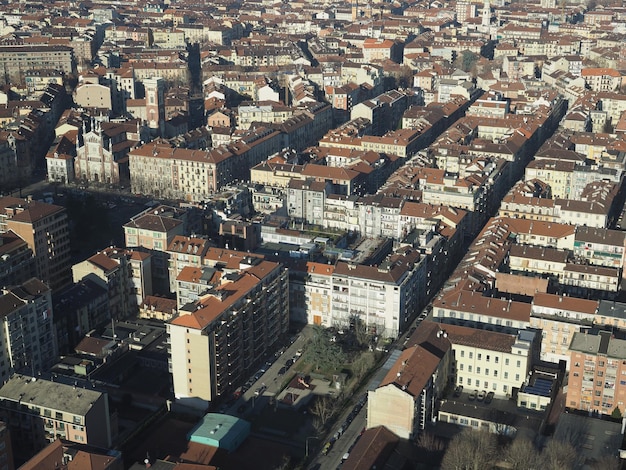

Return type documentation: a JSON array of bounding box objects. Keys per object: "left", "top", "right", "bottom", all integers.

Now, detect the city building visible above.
[
  {"left": 567, "top": 330, "right": 626, "bottom": 416},
  {"left": 0, "top": 45, "right": 74, "bottom": 84},
  {"left": 330, "top": 247, "right": 426, "bottom": 338},
  {"left": 168, "top": 254, "right": 288, "bottom": 409},
  {"left": 0, "top": 231, "right": 35, "bottom": 289},
  {"left": 0, "top": 375, "right": 113, "bottom": 458},
  {"left": 72, "top": 248, "right": 138, "bottom": 320},
  {"left": 0, "top": 198, "right": 71, "bottom": 291},
  {"left": 367, "top": 321, "right": 451, "bottom": 439},
  {"left": 124, "top": 205, "right": 187, "bottom": 294},
  {"left": 0, "top": 279, "right": 57, "bottom": 379}
]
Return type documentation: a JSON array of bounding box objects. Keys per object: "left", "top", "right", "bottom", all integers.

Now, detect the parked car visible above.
[
  {"left": 469, "top": 389, "right": 478, "bottom": 401},
  {"left": 255, "top": 385, "right": 267, "bottom": 396},
  {"left": 484, "top": 391, "right": 494, "bottom": 404},
  {"left": 321, "top": 441, "right": 332, "bottom": 455},
  {"left": 278, "top": 366, "right": 287, "bottom": 376},
  {"left": 477, "top": 390, "right": 486, "bottom": 402},
  {"left": 453, "top": 385, "right": 463, "bottom": 397}
]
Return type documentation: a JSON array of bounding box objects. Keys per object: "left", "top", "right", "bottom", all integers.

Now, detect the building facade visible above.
[{"left": 168, "top": 255, "right": 288, "bottom": 409}]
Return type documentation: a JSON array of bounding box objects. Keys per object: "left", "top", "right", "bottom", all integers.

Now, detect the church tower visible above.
[{"left": 144, "top": 77, "right": 165, "bottom": 137}]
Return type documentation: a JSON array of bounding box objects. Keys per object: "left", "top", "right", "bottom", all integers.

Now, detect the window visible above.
[
  {"left": 478, "top": 354, "right": 482, "bottom": 360},
  {"left": 505, "top": 358, "right": 509, "bottom": 366},
  {"left": 495, "top": 357, "right": 499, "bottom": 364},
  {"left": 486, "top": 355, "right": 490, "bottom": 362},
  {"left": 477, "top": 367, "right": 481, "bottom": 374},
  {"left": 461, "top": 350, "right": 465, "bottom": 358},
  {"left": 55, "top": 412, "right": 62, "bottom": 420},
  {"left": 504, "top": 372, "right": 509, "bottom": 379},
  {"left": 516, "top": 360, "right": 521, "bottom": 368},
  {"left": 468, "top": 366, "right": 473, "bottom": 373},
  {"left": 467, "top": 378, "right": 472, "bottom": 386},
  {"left": 469, "top": 352, "right": 473, "bottom": 359},
  {"left": 459, "top": 377, "right": 463, "bottom": 384},
  {"left": 515, "top": 374, "right": 520, "bottom": 382},
  {"left": 494, "top": 370, "right": 498, "bottom": 377}
]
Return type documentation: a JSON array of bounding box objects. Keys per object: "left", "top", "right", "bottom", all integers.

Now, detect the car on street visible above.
[
  {"left": 485, "top": 391, "right": 494, "bottom": 404},
  {"left": 321, "top": 442, "right": 332, "bottom": 455},
  {"left": 469, "top": 389, "right": 478, "bottom": 401},
  {"left": 278, "top": 366, "right": 287, "bottom": 376},
  {"left": 453, "top": 385, "right": 463, "bottom": 397},
  {"left": 477, "top": 390, "right": 486, "bottom": 401},
  {"left": 254, "top": 385, "right": 267, "bottom": 396}
]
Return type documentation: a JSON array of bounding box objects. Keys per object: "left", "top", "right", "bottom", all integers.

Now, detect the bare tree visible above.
[
  {"left": 589, "top": 455, "right": 621, "bottom": 470},
  {"left": 541, "top": 439, "right": 578, "bottom": 470},
  {"left": 441, "top": 428, "right": 497, "bottom": 470},
  {"left": 273, "top": 454, "right": 291, "bottom": 470},
  {"left": 417, "top": 431, "right": 446, "bottom": 453},
  {"left": 352, "top": 351, "right": 375, "bottom": 380},
  {"left": 502, "top": 437, "right": 540, "bottom": 470},
  {"left": 309, "top": 395, "right": 336, "bottom": 433}
]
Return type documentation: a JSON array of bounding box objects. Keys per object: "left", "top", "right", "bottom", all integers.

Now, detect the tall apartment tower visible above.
[
  {"left": 0, "top": 197, "right": 71, "bottom": 291},
  {"left": 168, "top": 255, "right": 289, "bottom": 410},
  {"left": 0, "top": 278, "right": 57, "bottom": 378},
  {"left": 144, "top": 77, "right": 165, "bottom": 137}
]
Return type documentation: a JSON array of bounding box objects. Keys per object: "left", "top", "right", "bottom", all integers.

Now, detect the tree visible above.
[
  {"left": 454, "top": 51, "right": 479, "bottom": 74},
  {"left": 503, "top": 437, "right": 540, "bottom": 470},
  {"left": 541, "top": 439, "right": 578, "bottom": 470},
  {"left": 589, "top": 455, "right": 621, "bottom": 470},
  {"left": 441, "top": 428, "right": 497, "bottom": 470},
  {"left": 305, "top": 326, "right": 346, "bottom": 372},
  {"left": 352, "top": 316, "right": 370, "bottom": 347},
  {"left": 309, "top": 395, "right": 336, "bottom": 433},
  {"left": 352, "top": 351, "right": 375, "bottom": 381},
  {"left": 611, "top": 406, "right": 622, "bottom": 419}
]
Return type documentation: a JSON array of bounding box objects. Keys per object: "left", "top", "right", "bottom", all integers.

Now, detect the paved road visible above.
[{"left": 223, "top": 333, "right": 308, "bottom": 418}]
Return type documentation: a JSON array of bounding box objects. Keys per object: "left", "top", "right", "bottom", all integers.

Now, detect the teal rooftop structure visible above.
[{"left": 187, "top": 413, "right": 251, "bottom": 452}]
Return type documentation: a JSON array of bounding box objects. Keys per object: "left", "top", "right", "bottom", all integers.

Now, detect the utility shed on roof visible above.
[{"left": 187, "top": 413, "right": 250, "bottom": 452}]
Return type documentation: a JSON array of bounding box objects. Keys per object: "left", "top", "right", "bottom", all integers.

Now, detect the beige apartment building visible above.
[
  {"left": 446, "top": 324, "right": 536, "bottom": 398},
  {"left": 0, "top": 197, "right": 71, "bottom": 291},
  {"left": 368, "top": 322, "right": 451, "bottom": 439},
  {"left": 530, "top": 293, "right": 599, "bottom": 367},
  {"left": 124, "top": 205, "right": 186, "bottom": 294},
  {"left": 168, "top": 255, "right": 288, "bottom": 409}
]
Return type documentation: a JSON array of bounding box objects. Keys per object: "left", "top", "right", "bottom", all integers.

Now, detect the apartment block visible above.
[
  {"left": 330, "top": 247, "right": 426, "bottom": 338},
  {"left": 0, "top": 279, "right": 57, "bottom": 379},
  {"left": 52, "top": 279, "right": 109, "bottom": 355},
  {"left": 124, "top": 206, "right": 187, "bottom": 294},
  {"left": 0, "top": 198, "right": 71, "bottom": 291},
  {"left": 0, "top": 45, "right": 74, "bottom": 84},
  {"left": 445, "top": 323, "right": 536, "bottom": 398},
  {"left": 567, "top": 330, "right": 626, "bottom": 416},
  {"left": 72, "top": 248, "right": 138, "bottom": 320},
  {"left": 0, "top": 375, "right": 112, "bottom": 458},
  {"left": 166, "top": 236, "right": 211, "bottom": 294},
  {"left": 368, "top": 322, "right": 451, "bottom": 439},
  {"left": 0, "top": 231, "right": 35, "bottom": 289},
  {"left": 530, "top": 293, "right": 599, "bottom": 367},
  {"left": 168, "top": 255, "right": 288, "bottom": 409}
]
